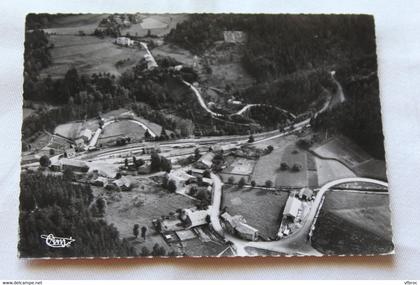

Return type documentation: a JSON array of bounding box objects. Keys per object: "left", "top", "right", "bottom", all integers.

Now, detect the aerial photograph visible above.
[{"left": 19, "top": 13, "right": 393, "bottom": 258}]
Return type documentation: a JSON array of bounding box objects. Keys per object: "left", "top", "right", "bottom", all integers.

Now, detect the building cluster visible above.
[
  {"left": 278, "top": 188, "right": 314, "bottom": 238},
  {"left": 221, "top": 212, "right": 259, "bottom": 241},
  {"left": 92, "top": 172, "right": 138, "bottom": 192},
  {"left": 153, "top": 206, "right": 212, "bottom": 244}
]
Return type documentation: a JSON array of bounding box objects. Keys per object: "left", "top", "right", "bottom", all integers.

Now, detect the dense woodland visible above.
[{"left": 19, "top": 173, "right": 136, "bottom": 257}]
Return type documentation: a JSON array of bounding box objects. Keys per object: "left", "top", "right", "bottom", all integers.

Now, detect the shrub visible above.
[
  {"left": 280, "top": 162, "right": 289, "bottom": 171},
  {"left": 291, "top": 163, "right": 302, "bottom": 172},
  {"left": 238, "top": 177, "right": 246, "bottom": 188},
  {"left": 167, "top": 179, "right": 177, "bottom": 193},
  {"left": 228, "top": 176, "right": 235, "bottom": 184},
  {"left": 265, "top": 180, "right": 273, "bottom": 188}
]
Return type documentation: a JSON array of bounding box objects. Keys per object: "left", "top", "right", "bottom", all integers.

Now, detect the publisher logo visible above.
[{"left": 40, "top": 234, "right": 75, "bottom": 248}]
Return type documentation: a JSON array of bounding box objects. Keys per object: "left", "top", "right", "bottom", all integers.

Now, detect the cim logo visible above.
[{"left": 40, "top": 234, "right": 75, "bottom": 248}]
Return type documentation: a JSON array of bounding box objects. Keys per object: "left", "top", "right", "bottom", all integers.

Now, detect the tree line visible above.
[{"left": 19, "top": 173, "right": 136, "bottom": 258}]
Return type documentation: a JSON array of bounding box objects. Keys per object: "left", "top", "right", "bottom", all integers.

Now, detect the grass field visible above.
[
  {"left": 275, "top": 144, "right": 308, "bottom": 187},
  {"left": 152, "top": 44, "right": 195, "bottom": 65},
  {"left": 354, "top": 159, "right": 387, "bottom": 180},
  {"left": 40, "top": 35, "right": 146, "bottom": 78},
  {"left": 54, "top": 120, "right": 100, "bottom": 140},
  {"left": 99, "top": 120, "right": 147, "bottom": 144},
  {"left": 123, "top": 14, "right": 187, "bottom": 37},
  {"left": 250, "top": 137, "right": 294, "bottom": 186},
  {"left": 311, "top": 191, "right": 393, "bottom": 255},
  {"left": 96, "top": 179, "right": 195, "bottom": 255},
  {"left": 315, "top": 157, "right": 356, "bottom": 185},
  {"left": 314, "top": 136, "right": 371, "bottom": 168},
  {"left": 222, "top": 186, "right": 289, "bottom": 239},
  {"left": 42, "top": 14, "right": 108, "bottom": 35}
]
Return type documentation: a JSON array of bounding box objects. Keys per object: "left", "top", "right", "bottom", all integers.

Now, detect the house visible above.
[
  {"left": 298, "top": 188, "right": 314, "bottom": 201},
  {"left": 64, "top": 148, "right": 76, "bottom": 158},
  {"left": 190, "top": 168, "right": 206, "bottom": 177},
  {"left": 221, "top": 212, "right": 259, "bottom": 241},
  {"left": 167, "top": 171, "right": 196, "bottom": 190},
  {"left": 75, "top": 138, "right": 85, "bottom": 150},
  {"left": 180, "top": 208, "right": 209, "bottom": 228},
  {"left": 156, "top": 218, "right": 185, "bottom": 233},
  {"left": 115, "top": 36, "right": 134, "bottom": 47},
  {"left": 195, "top": 152, "right": 215, "bottom": 169},
  {"left": 91, "top": 176, "right": 109, "bottom": 187},
  {"left": 235, "top": 222, "right": 259, "bottom": 241},
  {"left": 113, "top": 176, "right": 134, "bottom": 191},
  {"left": 78, "top": 129, "right": 92, "bottom": 143},
  {"left": 61, "top": 158, "right": 89, "bottom": 172},
  {"left": 283, "top": 196, "right": 303, "bottom": 220},
  {"left": 201, "top": 177, "right": 213, "bottom": 186}
]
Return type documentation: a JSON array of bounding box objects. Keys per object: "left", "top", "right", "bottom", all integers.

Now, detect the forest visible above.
[
  {"left": 19, "top": 173, "right": 136, "bottom": 257},
  {"left": 166, "top": 14, "right": 376, "bottom": 81},
  {"left": 166, "top": 14, "right": 385, "bottom": 158}
]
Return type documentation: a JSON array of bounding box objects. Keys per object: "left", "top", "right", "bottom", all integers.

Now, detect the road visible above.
[
  {"left": 218, "top": 177, "right": 388, "bottom": 256},
  {"left": 234, "top": 103, "right": 296, "bottom": 119},
  {"left": 182, "top": 80, "right": 223, "bottom": 117},
  {"left": 209, "top": 173, "right": 224, "bottom": 235}
]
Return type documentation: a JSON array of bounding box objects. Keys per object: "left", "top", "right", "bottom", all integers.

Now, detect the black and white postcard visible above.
[{"left": 19, "top": 13, "right": 394, "bottom": 258}]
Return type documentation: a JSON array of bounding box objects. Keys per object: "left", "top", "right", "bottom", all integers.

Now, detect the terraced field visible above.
[{"left": 312, "top": 191, "right": 393, "bottom": 255}]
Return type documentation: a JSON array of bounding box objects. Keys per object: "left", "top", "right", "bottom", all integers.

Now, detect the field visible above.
[
  {"left": 311, "top": 191, "right": 393, "bottom": 255},
  {"left": 353, "top": 159, "right": 387, "bottom": 180},
  {"left": 42, "top": 14, "right": 108, "bottom": 35},
  {"left": 250, "top": 137, "right": 294, "bottom": 186},
  {"left": 94, "top": 179, "right": 195, "bottom": 255},
  {"left": 315, "top": 157, "right": 356, "bottom": 185},
  {"left": 222, "top": 186, "right": 289, "bottom": 239},
  {"left": 313, "top": 136, "right": 372, "bottom": 168},
  {"left": 220, "top": 157, "right": 255, "bottom": 183},
  {"left": 122, "top": 14, "right": 188, "bottom": 37},
  {"left": 99, "top": 120, "right": 147, "bottom": 145},
  {"left": 200, "top": 43, "right": 254, "bottom": 90},
  {"left": 152, "top": 44, "right": 195, "bottom": 65},
  {"left": 275, "top": 144, "right": 308, "bottom": 187},
  {"left": 54, "top": 120, "right": 100, "bottom": 139},
  {"left": 40, "top": 35, "right": 146, "bottom": 78}
]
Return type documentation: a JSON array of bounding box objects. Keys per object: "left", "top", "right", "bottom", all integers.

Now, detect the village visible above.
[{"left": 19, "top": 13, "right": 392, "bottom": 257}]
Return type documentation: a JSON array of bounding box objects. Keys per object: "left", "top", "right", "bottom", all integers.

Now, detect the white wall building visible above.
[{"left": 115, "top": 37, "right": 134, "bottom": 47}]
